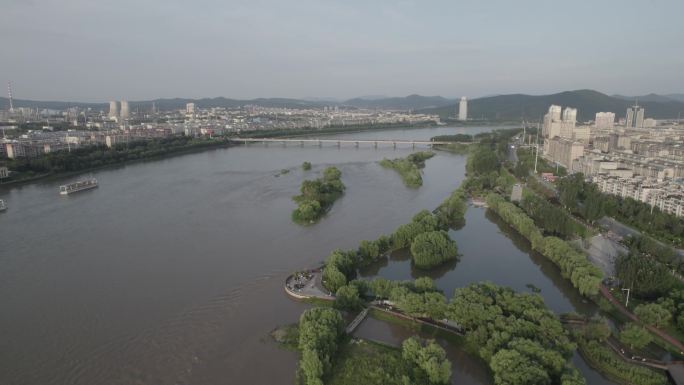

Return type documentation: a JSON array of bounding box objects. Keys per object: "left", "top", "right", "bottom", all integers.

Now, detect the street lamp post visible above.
[{"left": 621, "top": 288, "right": 631, "bottom": 307}]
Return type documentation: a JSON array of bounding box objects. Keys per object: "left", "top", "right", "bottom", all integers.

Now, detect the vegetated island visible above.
[
  {"left": 292, "top": 166, "right": 345, "bottom": 224},
  {"left": 379, "top": 151, "right": 434, "bottom": 188}
]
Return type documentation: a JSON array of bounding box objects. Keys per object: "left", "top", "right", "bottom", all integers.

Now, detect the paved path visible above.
[{"left": 600, "top": 284, "right": 684, "bottom": 353}]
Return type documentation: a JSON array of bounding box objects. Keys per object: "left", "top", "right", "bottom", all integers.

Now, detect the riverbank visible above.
[{"left": 0, "top": 137, "right": 235, "bottom": 187}]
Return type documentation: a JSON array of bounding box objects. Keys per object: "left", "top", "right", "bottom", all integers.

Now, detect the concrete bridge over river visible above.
[{"left": 230, "top": 137, "right": 465, "bottom": 149}]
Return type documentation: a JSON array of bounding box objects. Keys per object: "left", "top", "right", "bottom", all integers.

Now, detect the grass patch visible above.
[
  {"left": 271, "top": 323, "right": 300, "bottom": 351},
  {"left": 327, "top": 339, "right": 412, "bottom": 385}
]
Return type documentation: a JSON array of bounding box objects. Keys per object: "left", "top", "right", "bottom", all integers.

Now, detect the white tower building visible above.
[
  {"left": 559, "top": 107, "right": 577, "bottom": 139},
  {"left": 458, "top": 97, "right": 468, "bottom": 121},
  {"left": 120, "top": 100, "right": 130, "bottom": 119},
  {"left": 186, "top": 103, "right": 196, "bottom": 114},
  {"left": 108, "top": 101, "right": 119, "bottom": 118}
]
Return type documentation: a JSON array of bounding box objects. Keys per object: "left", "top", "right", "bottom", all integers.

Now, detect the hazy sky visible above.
[{"left": 2, "top": 0, "right": 683, "bottom": 101}]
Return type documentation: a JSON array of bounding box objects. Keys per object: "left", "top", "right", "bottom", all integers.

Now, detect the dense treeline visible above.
[
  {"left": 624, "top": 235, "right": 684, "bottom": 274},
  {"left": 558, "top": 173, "right": 684, "bottom": 248},
  {"left": 379, "top": 151, "right": 435, "bottom": 188},
  {"left": 292, "top": 166, "right": 345, "bottom": 224},
  {"left": 5, "top": 136, "right": 231, "bottom": 178},
  {"left": 446, "top": 282, "right": 586, "bottom": 385},
  {"left": 519, "top": 193, "right": 588, "bottom": 239},
  {"left": 576, "top": 339, "right": 667, "bottom": 385},
  {"left": 615, "top": 251, "right": 680, "bottom": 299},
  {"left": 431, "top": 134, "right": 473, "bottom": 142},
  {"left": 368, "top": 277, "right": 449, "bottom": 320},
  {"left": 487, "top": 194, "right": 602, "bottom": 296},
  {"left": 298, "top": 307, "right": 346, "bottom": 385},
  {"left": 657, "top": 289, "right": 684, "bottom": 333}
]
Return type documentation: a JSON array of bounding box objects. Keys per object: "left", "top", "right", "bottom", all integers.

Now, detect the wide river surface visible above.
[{"left": 0, "top": 126, "right": 617, "bottom": 385}]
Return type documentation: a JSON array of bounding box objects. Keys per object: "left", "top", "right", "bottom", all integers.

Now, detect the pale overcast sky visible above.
[{"left": 1, "top": 0, "right": 683, "bottom": 101}]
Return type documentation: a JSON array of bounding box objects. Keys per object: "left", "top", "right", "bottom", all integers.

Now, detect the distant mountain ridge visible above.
[
  {"left": 417, "top": 90, "right": 684, "bottom": 121},
  {"left": 1, "top": 90, "right": 682, "bottom": 119},
  {"left": 343, "top": 94, "right": 454, "bottom": 110}
]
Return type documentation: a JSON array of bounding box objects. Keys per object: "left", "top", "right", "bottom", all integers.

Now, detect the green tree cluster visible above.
[
  {"left": 619, "top": 323, "right": 653, "bottom": 350},
  {"left": 558, "top": 173, "right": 684, "bottom": 248},
  {"left": 615, "top": 251, "right": 678, "bottom": 299},
  {"left": 322, "top": 249, "right": 357, "bottom": 293},
  {"left": 379, "top": 151, "right": 435, "bottom": 188},
  {"left": 519, "top": 193, "right": 587, "bottom": 239},
  {"left": 446, "top": 282, "right": 584, "bottom": 385},
  {"left": 634, "top": 303, "right": 672, "bottom": 328},
  {"left": 434, "top": 187, "right": 468, "bottom": 229},
  {"left": 302, "top": 161, "right": 312, "bottom": 171},
  {"left": 367, "top": 277, "right": 447, "bottom": 319},
  {"left": 624, "top": 235, "right": 683, "bottom": 274},
  {"left": 487, "top": 193, "right": 602, "bottom": 296},
  {"left": 292, "top": 166, "right": 345, "bottom": 224},
  {"left": 656, "top": 289, "right": 684, "bottom": 333},
  {"left": 410, "top": 231, "right": 458, "bottom": 270},
  {"left": 334, "top": 285, "right": 363, "bottom": 311},
  {"left": 298, "top": 308, "right": 346, "bottom": 385},
  {"left": 401, "top": 337, "right": 452, "bottom": 384}
]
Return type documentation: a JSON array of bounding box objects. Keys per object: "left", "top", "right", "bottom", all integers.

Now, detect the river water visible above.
[{"left": 0, "top": 126, "right": 616, "bottom": 385}]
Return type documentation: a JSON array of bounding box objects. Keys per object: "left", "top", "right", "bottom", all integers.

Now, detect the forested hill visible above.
[{"left": 417, "top": 90, "right": 684, "bottom": 121}]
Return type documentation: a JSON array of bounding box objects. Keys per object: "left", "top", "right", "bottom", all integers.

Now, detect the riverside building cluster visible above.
[
  {"left": 0, "top": 102, "right": 439, "bottom": 160},
  {"left": 539, "top": 104, "right": 684, "bottom": 217}
]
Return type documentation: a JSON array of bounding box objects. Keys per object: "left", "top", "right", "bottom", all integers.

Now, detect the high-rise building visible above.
[
  {"left": 458, "top": 97, "right": 468, "bottom": 121},
  {"left": 626, "top": 105, "right": 644, "bottom": 128},
  {"left": 595, "top": 112, "right": 615, "bottom": 129},
  {"left": 186, "top": 103, "right": 196, "bottom": 114},
  {"left": 560, "top": 107, "right": 577, "bottom": 138},
  {"left": 120, "top": 100, "right": 130, "bottom": 119},
  {"left": 108, "top": 101, "right": 119, "bottom": 118},
  {"left": 562, "top": 107, "right": 577, "bottom": 123},
  {"left": 543, "top": 105, "right": 563, "bottom": 139}
]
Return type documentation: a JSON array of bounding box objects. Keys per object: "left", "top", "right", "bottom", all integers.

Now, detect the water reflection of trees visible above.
[{"left": 484, "top": 209, "right": 598, "bottom": 316}]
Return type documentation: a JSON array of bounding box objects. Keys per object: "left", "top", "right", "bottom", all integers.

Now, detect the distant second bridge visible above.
[{"left": 229, "top": 137, "right": 466, "bottom": 148}]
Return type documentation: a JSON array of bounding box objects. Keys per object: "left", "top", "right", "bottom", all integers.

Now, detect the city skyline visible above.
[{"left": 2, "top": 0, "right": 684, "bottom": 101}]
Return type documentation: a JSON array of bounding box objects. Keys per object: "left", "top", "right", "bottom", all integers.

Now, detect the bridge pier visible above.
[
  {"left": 355, "top": 141, "right": 359, "bottom": 148},
  {"left": 374, "top": 141, "right": 378, "bottom": 148},
  {"left": 337, "top": 141, "right": 341, "bottom": 148},
  {"left": 300, "top": 141, "right": 304, "bottom": 147},
  {"left": 412, "top": 141, "right": 415, "bottom": 149},
  {"left": 318, "top": 140, "right": 322, "bottom": 147},
  {"left": 393, "top": 142, "right": 396, "bottom": 149}
]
